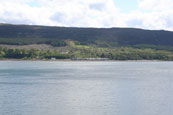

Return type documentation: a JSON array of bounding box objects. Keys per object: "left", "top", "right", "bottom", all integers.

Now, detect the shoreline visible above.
[{"left": 0, "top": 59, "right": 171, "bottom": 62}]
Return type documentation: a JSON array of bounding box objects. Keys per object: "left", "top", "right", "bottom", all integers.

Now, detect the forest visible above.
[{"left": 1, "top": 45, "right": 173, "bottom": 60}]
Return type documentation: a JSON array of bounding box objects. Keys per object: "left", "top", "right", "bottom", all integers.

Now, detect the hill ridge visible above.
[{"left": 0, "top": 23, "right": 173, "bottom": 47}]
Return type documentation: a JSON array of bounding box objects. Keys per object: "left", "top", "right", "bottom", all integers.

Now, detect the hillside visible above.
[
  {"left": 1, "top": 23, "right": 173, "bottom": 60},
  {"left": 0, "top": 24, "right": 173, "bottom": 47}
]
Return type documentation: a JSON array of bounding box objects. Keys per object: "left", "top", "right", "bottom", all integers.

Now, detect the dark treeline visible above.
[
  {"left": 0, "top": 38, "right": 67, "bottom": 47},
  {"left": 1, "top": 47, "right": 173, "bottom": 60},
  {"left": 71, "top": 46, "right": 173, "bottom": 60},
  {"left": 0, "top": 48, "right": 70, "bottom": 59}
]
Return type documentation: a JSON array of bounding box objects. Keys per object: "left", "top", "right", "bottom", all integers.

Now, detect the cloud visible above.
[
  {"left": 135, "top": 0, "right": 173, "bottom": 30},
  {"left": 89, "top": 3, "right": 105, "bottom": 11},
  {"left": 0, "top": 0, "right": 173, "bottom": 31},
  {"left": 138, "top": 0, "right": 173, "bottom": 11}
]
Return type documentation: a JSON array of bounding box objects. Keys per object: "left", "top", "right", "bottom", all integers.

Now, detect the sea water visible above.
[{"left": 0, "top": 61, "right": 173, "bottom": 115}]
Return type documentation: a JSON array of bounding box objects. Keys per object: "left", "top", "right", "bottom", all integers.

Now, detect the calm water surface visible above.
[{"left": 0, "top": 61, "right": 173, "bottom": 115}]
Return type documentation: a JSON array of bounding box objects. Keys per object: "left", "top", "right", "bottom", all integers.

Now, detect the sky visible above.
[{"left": 0, "top": 0, "right": 173, "bottom": 31}]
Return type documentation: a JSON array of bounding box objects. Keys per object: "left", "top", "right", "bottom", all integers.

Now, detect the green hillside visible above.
[
  {"left": 0, "top": 23, "right": 173, "bottom": 60},
  {"left": 0, "top": 24, "right": 173, "bottom": 47}
]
